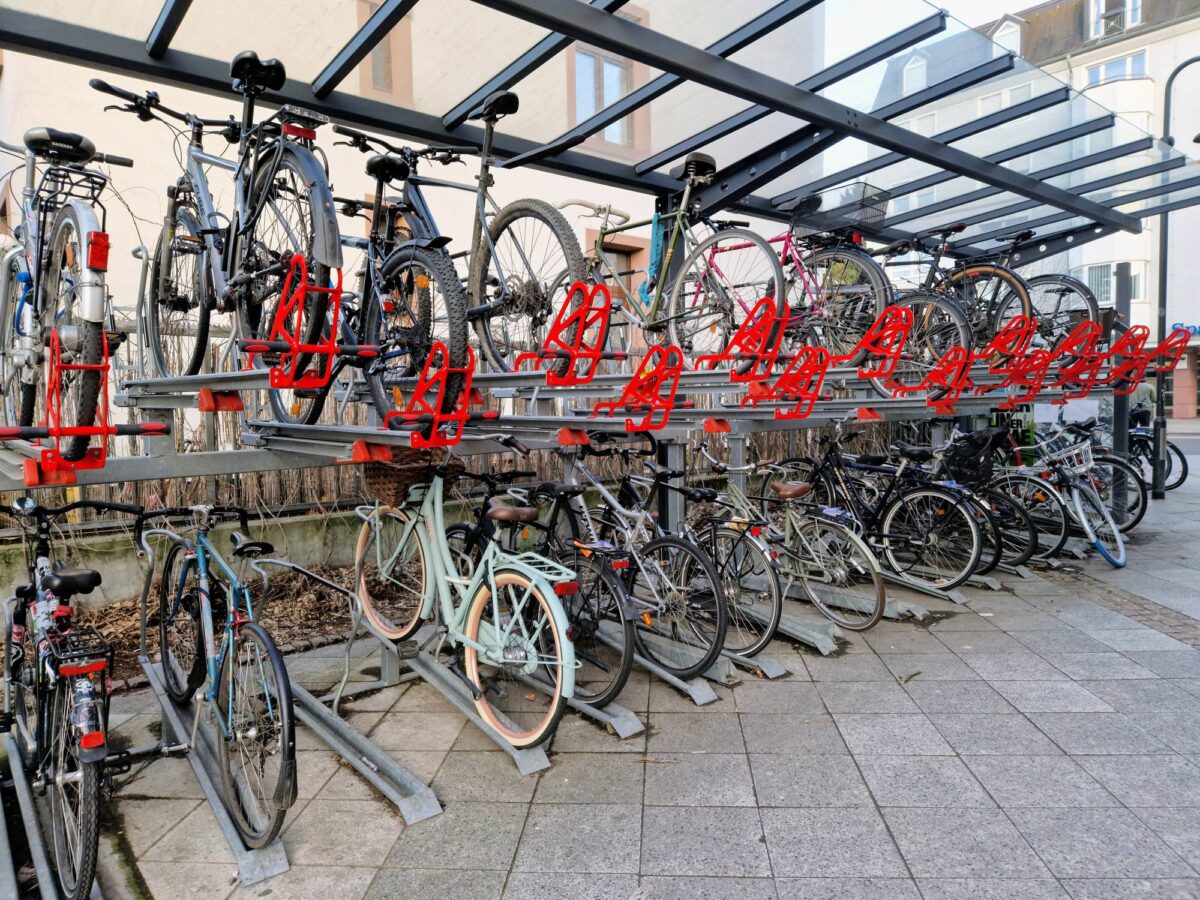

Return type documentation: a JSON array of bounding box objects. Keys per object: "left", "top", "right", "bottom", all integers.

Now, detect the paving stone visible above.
[
  {"left": 292, "top": 749, "right": 343, "bottom": 800},
  {"left": 961, "top": 652, "right": 1071, "bottom": 682},
  {"left": 1059, "top": 879, "right": 1200, "bottom": 899},
  {"left": 140, "top": 803, "right": 238, "bottom": 864},
  {"left": 1044, "top": 652, "right": 1160, "bottom": 680},
  {"left": 317, "top": 763, "right": 395, "bottom": 801},
  {"left": 532, "top": 752, "right": 644, "bottom": 804},
  {"left": 882, "top": 807, "right": 1049, "bottom": 879},
  {"left": 115, "top": 756, "right": 206, "bottom": 800},
  {"left": 802, "top": 653, "right": 897, "bottom": 682},
  {"left": 647, "top": 713, "right": 745, "bottom": 753},
  {"left": 1009, "top": 807, "right": 1195, "bottom": 879},
  {"left": 113, "top": 798, "right": 200, "bottom": 858},
  {"left": 936, "top": 631, "right": 1028, "bottom": 654},
  {"left": 643, "top": 753, "right": 756, "bottom": 807},
  {"left": 733, "top": 680, "right": 824, "bottom": 713},
  {"left": 986, "top": 611, "right": 1072, "bottom": 632},
  {"left": 1078, "top": 679, "right": 1200, "bottom": 713},
  {"left": 514, "top": 803, "right": 641, "bottom": 874},
  {"left": 367, "top": 868, "right": 505, "bottom": 899},
  {"left": 749, "top": 753, "right": 874, "bottom": 808},
  {"left": 1010, "top": 630, "right": 1116, "bottom": 655},
  {"left": 990, "top": 681, "right": 1114, "bottom": 713},
  {"left": 503, "top": 873, "right": 638, "bottom": 899},
  {"left": 1125, "top": 651, "right": 1200, "bottom": 679},
  {"left": 1029, "top": 712, "right": 1170, "bottom": 755},
  {"left": 862, "top": 630, "right": 949, "bottom": 655},
  {"left": 1090, "top": 630, "right": 1194, "bottom": 652},
  {"left": 385, "top": 801, "right": 525, "bottom": 870},
  {"left": 857, "top": 756, "right": 995, "bottom": 808},
  {"left": 136, "top": 861, "right": 237, "bottom": 899},
  {"left": 638, "top": 875, "right": 777, "bottom": 899},
  {"left": 739, "top": 713, "right": 848, "bottom": 754},
  {"left": 649, "top": 681, "right": 733, "bottom": 713},
  {"left": 432, "top": 752, "right": 538, "bottom": 803},
  {"left": 293, "top": 711, "right": 384, "bottom": 751},
  {"left": 903, "top": 680, "right": 1015, "bottom": 714},
  {"left": 1131, "top": 807, "right": 1200, "bottom": 871},
  {"left": 815, "top": 680, "right": 920, "bottom": 714},
  {"left": 962, "top": 755, "right": 1118, "bottom": 808},
  {"left": 929, "top": 714, "right": 1062, "bottom": 756},
  {"left": 365, "top": 711, "right": 465, "bottom": 751},
  {"left": 761, "top": 808, "right": 906, "bottom": 878},
  {"left": 392, "top": 682, "right": 461, "bottom": 712},
  {"left": 338, "top": 684, "right": 409, "bottom": 712},
  {"left": 642, "top": 807, "right": 770, "bottom": 877},
  {"left": 878, "top": 653, "right": 980, "bottom": 682},
  {"left": 774, "top": 877, "right": 921, "bottom": 899},
  {"left": 231, "top": 864, "right": 376, "bottom": 899},
  {"left": 833, "top": 713, "right": 954, "bottom": 755},
  {"left": 926, "top": 613, "right": 1001, "bottom": 632},
  {"left": 1129, "top": 707, "right": 1200, "bottom": 753},
  {"left": 547, "top": 713, "right": 647, "bottom": 754},
  {"left": 1076, "top": 755, "right": 1200, "bottom": 806},
  {"left": 914, "top": 879, "right": 1070, "bottom": 899},
  {"left": 281, "top": 799, "right": 404, "bottom": 867}
]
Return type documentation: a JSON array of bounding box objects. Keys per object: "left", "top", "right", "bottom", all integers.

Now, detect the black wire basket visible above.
[{"left": 790, "top": 182, "right": 892, "bottom": 238}]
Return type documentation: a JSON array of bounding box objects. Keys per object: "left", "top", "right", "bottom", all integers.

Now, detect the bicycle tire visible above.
[
  {"left": 947, "top": 262, "right": 1031, "bottom": 346},
  {"left": 978, "top": 486, "right": 1038, "bottom": 569},
  {"left": 1013, "top": 273, "right": 1099, "bottom": 351},
  {"left": 1167, "top": 440, "right": 1189, "bottom": 490},
  {"left": 215, "top": 620, "right": 296, "bottom": 848},
  {"left": 990, "top": 471, "right": 1071, "bottom": 561},
  {"left": 470, "top": 198, "right": 586, "bottom": 374},
  {"left": 964, "top": 493, "right": 1003, "bottom": 576},
  {"left": 786, "top": 246, "right": 891, "bottom": 366},
  {"left": 148, "top": 201, "right": 211, "bottom": 378},
  {"left": 446, "top": 522, "right": 482, "bottom": 579},
  {"left": 355, "top": 507, "right": 428, "bottom": 642},
  {"left": 1072, "top": 485, "right": 1126, "bottom": 568},
  {"left": 158, "top": 541, "right": 207, "bottom": 704},
  {"left": 699, "top": 524, "right": 782, "bottom": 658},
  {"left": 1092, "top": 452, "right": 1147, "bottom": 533},
  {"left": 869, "top": 291, "right": 973, "bottom": 400},
  {"left": 879, "top": 486, "right": 982, "bottom": 591},
  {"left": 665, "top": 227, "right": 786, "bottom": 366},
  {"left": 49, "top": 678, "right": 100, "bottom": 900},
  {"left": 267, "top": 314, "right": 356, "bottom": 425},
  {"left": 565, "top": 552, "right": 635, "bottom": 709},
  {"left": 628, "top": 535, "right": 727, "bottom": 680},
  {"left": 791, "top": 516, "right": 886, "bottom": 631},
  {"left": 0, "top": 252, "right": 32, "bottom": 428},
  {"left": 462, "top": 569, "right": 569, "bottom": 747}
]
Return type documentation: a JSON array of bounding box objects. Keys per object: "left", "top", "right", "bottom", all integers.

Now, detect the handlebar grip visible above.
[
  {"left": 114, "top": 423, "right": 170, "bottom": 437},
  {"left": 0, "top": 426, "right": 49, "bottom": 440},
  {"left": 96, "top": 153, "right": 134, "bottom": 168},
  {"left": 89, "top": 78, "right": 139, "bottom": 103}
]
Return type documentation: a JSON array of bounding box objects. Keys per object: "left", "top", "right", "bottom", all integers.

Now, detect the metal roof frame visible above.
[{"left": 313, "top": 0, "right": 421, "bottom": 99}]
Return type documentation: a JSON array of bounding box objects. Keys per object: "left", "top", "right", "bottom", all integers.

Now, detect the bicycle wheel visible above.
[
  {"left": 1072, "top": 485, "right": 1126, "bottom": 568},
  {"left": 628, "top": 536, "right": 727, "bottom": 680},
  {"left": 1166, "top": 440, "right": 1189, "bottom": 490},
  {"left": 978, "top": 487, "right": 1037, "bottom": 568},
  {"left": 147, "top": 199, "right": 211, "bottom": 378},
  {"left": 215, "top": 621, "right": 296, "bottom": 848},
  {"left": 948, "top": 263, "right": 1031, "bottom": 346},
  {"left": 990, "top": 472, "right": 1070, "bottom": 561},
  {"left": 462, "top": 570, "right": 569, "bottom": 748},
  {"left": 665, "top": 227, "right": 786, "bottom": 364},
  {"left": 869, "top": 291, "right": 973, "bottom": 400},
  {"left": 564, "top": 552, "right": 635, "bottom": 709},
  {"left": 1008, "top": 274, "right": 1099, "bottom": 351},
  {"left": 366, "top": 245, "right": 469, "bottom": 417},
  {"left": 698, "top": 525, "right": 781, "bottom": 657},
  {"left": 756, "top": 457, "right": 832, "bottom": 521},
  {"left": 446, "top": 522, "right": 483, "bottom": 579},
  {"left": 355, "top": 507, "right": 427, "bottom": 641},
  {"left": 49, "top": 679, "right": 100, "bottom": 900},
  {"left": 1092, "top": 453, "right": 1147, "bottom": 533},
  {"left": 267, "top": 314, "right": 356, "bottom": 425},
  {"left": 789, "top": 517, "right": 886, "bottom": 630},
  {"left": 785, "top": 247, "right": 891, "bottom": 365},
  {"left": 0, "top": 252, "right": 33, "bottom": 428},
  {"left": 158, "top": 542, "right": 207, "bottom": 704},
  {"left": 470, "top": 198, "right": 586, "bottom": 373},
  {"left": 962, "top": 492, "right": 1002, "bottom": 576},
  {"left": 40, "top": 204, "right": 104, "bottom": 461},
  {"left": 879, "top": 487, "right": 982, "bottom": 591}
]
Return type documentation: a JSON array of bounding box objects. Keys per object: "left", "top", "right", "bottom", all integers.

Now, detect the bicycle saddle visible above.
[
  {"left": 485, "top": 498, "right": 539, "bottom": 523},
  {"left": 679, "top": 486, "right": 719, "bottom": 502},
  {"left": 365, "top": 153, "right": 410, "bottom": 184},
  {"left": 998, "top": 229, "right": 1034, "bottom": 245},
  {"left": 890, "top": 441, "right": 934, "bottom": 462},
  {"left": 230, "top": 50, "right": 287, "bottom": 94},
  {"left": 789, "top": 193, "right": 823, "bottom": 217},
  {"left": 768, "top": 481, "right": 812, "bottom": 500},
  {"left": 669, "top": 152, "right": 717, "bottom": 182},
  {"left": 468, "top": 90, "right": 519, "bottom": 123},
  {"left": 230, "top": 531, "right": 274, "bottom": 558},
  {"left": 43, "top": 568, "right": 102, "bottom": 597},
  {"left": 22, "top": 127, "right": 95, "bottom": 164},
  {"left": 1066, "top": 417, "right": 1098, "bottom": 432}
]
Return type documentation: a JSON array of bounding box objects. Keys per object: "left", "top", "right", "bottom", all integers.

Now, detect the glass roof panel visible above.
[{"left": 0, "top": 0, "right": 159, "bottom": 41}]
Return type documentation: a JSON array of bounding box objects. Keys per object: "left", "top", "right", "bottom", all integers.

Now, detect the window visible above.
[
  {"left": 1086, "top": 263, "right": 1112, "bottom": 305},
  {"left": 994, "top": 22, "right": 1021, "bottom": 56},
  {"left": 575, "top": 50, "right": 632, "bottom": 145},
  {"left": 356, "top": 0, "right": 413, "bottom": 104},
  {"left": 978, "top": 83, "right": 1033, "bottom": 117},
  {"left": 897, "top": 113, "right": 937, "bottom": 138},
  {"left": 903, "top": 56, "right": 927, "bottom": 96},
  {"left": 1091, "top": 0, "right": 1142, "bottom": 37},
  {"left": 1086, "top": 49, "right": 1146, "bottom": 86}
]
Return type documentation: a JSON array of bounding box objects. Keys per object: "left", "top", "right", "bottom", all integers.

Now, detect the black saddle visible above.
[
  {"left": 230, "top": 51, "right": 286, "bottom": 95},
  {"left": 23, "top": 127, "right": 95, "bottom": 164},
  {"left": 669, "top": 152, "right": 717, "bottom": 182},
  {"left": 790, "top": 193, "right": 823, "bottom": 218},
  {"left": 366, "top": 153, "right": 410, "bottom": 184},
  {"left": 230, "top": 532, "right": 274, "bottom": 559},
  {"left": 43, "top": 568, "right": 102, "bottom": 597},
  {"left": 468, "top": 90, "right": 519, "bottom": 123},
  {"left": 891, "top": 441, "right": 934, "bottom": 462}
]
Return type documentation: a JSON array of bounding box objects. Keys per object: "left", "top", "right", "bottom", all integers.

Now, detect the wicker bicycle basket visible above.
[{"left": 362, "top": 447, "right": 464, "bottom": 506}]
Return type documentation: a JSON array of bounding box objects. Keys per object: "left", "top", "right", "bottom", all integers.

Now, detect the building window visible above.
[
  {"left": 575, "top": 50, "right": 632, "bottom": 145},
  {"left": 356, "top": 0, "right": 413, "bottom": 104},
  {"left": 1091, "top": 0, "right": 1143, "bottom": 38},
  {"left": 978, "top": 83, "right": 1034, "bottom": 117},
  {"left": 1086, "top": 49, "right": 1146, "bottom": 86},
  {"left": 897, "top": 113, "right": 937, "bottom": 138},
  {"left": 994, "top": 22, "right": 1021, "bottom": 56},
  {"left": 1083, "top": 262, "right": 1144, "bottom": 306},
  {"left": 903, "top": 56, "right": 927, "bottom": 96}
]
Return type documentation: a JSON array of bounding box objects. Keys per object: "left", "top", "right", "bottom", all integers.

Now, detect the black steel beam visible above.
[
  {"left": 502, "top": 0, "right": 823, "bottom": 170},
  {"left": 771, "top": 88, "right": 1070, "bottom": 207},
  {"left": 634, "top": 12, "right": 946, "bottom": 176},
  {"left": 469, "top": 0, "right": 1141, "bottom": 233},
  {"left": 694, "top": 54, "right": 1015, "bottom": 218},
  {"left": 1005, "top": 223, "right": 1120, "bottom": 268},
  {"left": 1134, "top": 190, "right": 1200, "bottom": 218},
  {"left": 443, "top": 0, "right": 631, "bottom": 129},
  {"left": 313, "top": 0, "right": 420, "bottom": 99},
  {"left": 145, "top": 0, "right": 192, "bottom": 59},
  {"left": 884, "top": 136, "right": 1151, "bottom": 228}
]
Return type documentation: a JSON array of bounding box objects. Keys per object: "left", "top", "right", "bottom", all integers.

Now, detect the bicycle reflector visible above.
[
  {"left": 86, "top": 231, "right": 110, "bottom": 271},
  {"left": 554, "top": 581, "right": 579, "bottom": 597}
]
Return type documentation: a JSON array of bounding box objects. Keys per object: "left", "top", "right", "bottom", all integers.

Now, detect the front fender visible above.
[{"left": 279, "top": 143, "right": 343, "bottom": 270}]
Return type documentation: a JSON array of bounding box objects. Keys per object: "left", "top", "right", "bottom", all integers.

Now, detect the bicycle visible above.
[
  {"left": 139, "top": 504, "right": 297, "bottom": 848},
  {"left": 2, "top": 498, "right": 143, "bottom": 899},
  {"left": 0, "top": 128, "right": 133, "bottom": 460},
  {"left": 91, "top": 52, "right": 342, "bottom": 380},
  {"left": 353, "top": 440, "right": 578, "bottom": 748},
  {"left": 560, "top": 152, "right": 785, "bottom": 366}
]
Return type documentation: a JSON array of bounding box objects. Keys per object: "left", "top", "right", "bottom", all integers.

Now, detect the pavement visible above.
[{"left": 73, "top": 453, "right": 1200, "bottom": 899}]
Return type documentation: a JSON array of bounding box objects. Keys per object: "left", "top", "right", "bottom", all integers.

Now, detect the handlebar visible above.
[
  {"left": 558, "top": 199, "right": 630, "bottom": 225},
  {"left": 94, "top": 153, "right": 134, "bottom": 168},
  {"left": 332, "top": 123, "right": 474, "bottom": 163},
  {"left": 133, "top": 505, "right": 251, "bottom": 549},
  {"left": 90, "top": 78, "right": 225, "bottom": 129}
]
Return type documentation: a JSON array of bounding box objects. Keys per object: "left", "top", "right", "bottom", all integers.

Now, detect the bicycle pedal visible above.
[
  {"left": 393, "top": 639, "right": 420, "bottom": 660},
  {"left": 102, "top": 749, "right": 133, "bottom": 776},
  {"left": 162, "top": 742, "right": 189, "bottom": 758}
]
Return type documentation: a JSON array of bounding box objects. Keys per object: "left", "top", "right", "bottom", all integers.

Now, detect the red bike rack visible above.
[
  {"left": 514, "top": 281, "right": 624, "bottom": 387},
  {"left": 743, "top": 346, "right": 833, "bottom": 421},
  {"left": 1145, "top": 326, "right": 1192, "bottom": 377},
  {"left": 1050, "top": 321, "right": 1106, "bottom": 402},
  {"left": 885, "top": 344, "right": 974, "bottom": 415},
  {"left": 592, "top": 345, "right": 685, "bottom": 431},
  {"left": 977, "top": 315, "right": 1036, "bottom": 377},
  {"left": 996, "top": 348, "right": 1055, "bottom": 411},
  {"left": 832, "top": 305, "right": 914, "bottom": 380},
  {"left": 383, "top": 343, "right": 491, "bottom": 449},
  {"left": 1104, "top": 325, "right": 1151, "bottom": 396},
  {"left": 239, "top": 254, "right": 378, "bottom": 390},
  {"left": 694, "top": 296, "right": 783, "bottom": 382},
  {"left": 0, "top": 328, "right": 170, "bottom": 485}
]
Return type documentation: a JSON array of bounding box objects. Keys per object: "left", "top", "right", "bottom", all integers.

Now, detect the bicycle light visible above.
[{"left": 86, "top": 230, "right": 110, "bottom": 271}]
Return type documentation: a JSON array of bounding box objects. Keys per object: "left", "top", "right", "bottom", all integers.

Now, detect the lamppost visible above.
[{"left": 1155, "top": 57, "right": 1200, "bottom": 499}]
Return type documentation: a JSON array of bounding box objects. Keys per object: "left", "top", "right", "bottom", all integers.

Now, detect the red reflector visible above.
[
  {"left": 60, "top": 659, "right": 107, "bottom": 676},
  {"left": 87, "top": 231, "right": 110, "bottom": 271},
  {"left": 80, "top": 731, "right": 105, "bottom": 750},
  {"left": 282, "top": 123, "right": 317, "bottom": 141},
  {"left": 565, "top": 623, "right": 580, "bottom": 642},
  {"left": 750, "top": 526, "right": 762, "bottom": 537},
  {"left": 851, "top": 231, "right": 862, "bottom": 244},
  {"left": 554, "top": 581, "right": 579, "bottom": 597},
  {"left": 611, "top": 560, "right": 629, "bottom": 570}
]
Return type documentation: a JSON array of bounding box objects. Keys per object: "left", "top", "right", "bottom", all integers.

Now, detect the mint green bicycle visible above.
[{"left": 353, "top": 452, "right": 577, "bottom": 748}]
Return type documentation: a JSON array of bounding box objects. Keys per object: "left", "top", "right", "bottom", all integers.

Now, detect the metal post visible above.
[{"left": 1114, "top": 262, "right": 1132, "bottom": 459}]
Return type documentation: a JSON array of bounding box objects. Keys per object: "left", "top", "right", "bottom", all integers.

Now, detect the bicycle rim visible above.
[
  {"left": 1073, "top": 486, "right": 1125, "bottom": 568},
  {"left": 880, "top": 489, "right": 981, "bottom": 591},
  {"left": 991, "top": 473, "right": 1069, "bottom": 560},
  {"left": 355, "top": 508, "right": 427, "bottom": 641},
  {"left": 791, "top": 518, "right": 886, "bottom": 630},
  {"left": 706, "top": 526, "right": 781, "bottom": 657},
  {"left": 564, "top": 554, "right": 634, "bottom": 709},
  {"left": 50, "top": 681, "right": 99, "bottom": 900},
  {"left": 1166, "top": 441, "right": 1188, "bottom": 490}
]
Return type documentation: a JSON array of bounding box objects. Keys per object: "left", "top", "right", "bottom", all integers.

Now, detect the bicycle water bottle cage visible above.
[
  {"left": 694, "top": 296, "right": 782, "bottom": 382},
  {"left": 384, "top": 343, "right": 484, "bottom": 449},
  {"left": 742, "top": 346, "right": 832, "bottom": 421},
  {"left": 637, "top": 212, "right": 662, "bottom": 311},
  {"left": 0, "top": 328, "right": 170, "bottom": 486},
  {"left": 514, "top": 281, "right": 623, "bottom": 386},
  {"left": 591, "top": 345, "right": 685, "bottom": 431},
  {"left": 1102, "top": 324, "right": 1151, "bottom": 397},
  {"left": 238, "top": 254, "right": 376, "bottom": 391},
  {"left": 830, "top": 305, "right": 914, "bottom": 380}
]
